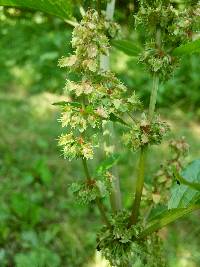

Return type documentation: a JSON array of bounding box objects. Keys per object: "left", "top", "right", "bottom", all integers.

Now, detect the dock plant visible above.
[
  {"left": 0, "top": 0, "right": 199, "bottom": 266},
  {"left": 55, "top": 1, "right": 200, "bottom": 266}
]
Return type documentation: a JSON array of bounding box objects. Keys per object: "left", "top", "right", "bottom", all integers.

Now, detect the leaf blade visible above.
[
  {"left": 174, "top": 168, "right": 200, "bottom": 191},
  {"left": 0, "top": 0, "right": 72, "bottom": 19},
  {"left": 172, "top": 39, "right": 200, "bottom": 56},
  {"left": 52, "top": 101, "right": 82, "bottom": 108},
  {"left": 168, "top": 159, "right": 200, "bottom": 209},
  {"left": 139, "top": 204, "right": 200, "bottom": 239},
  {"left": 96, "top": 154, "right": 120, "bottom": 174},
  {"left": 111, "top": 40, "right": 142, "bottom": 57}
]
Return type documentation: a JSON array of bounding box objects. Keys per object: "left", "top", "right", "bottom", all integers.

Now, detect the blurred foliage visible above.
[
  {"left": 0, "top": 8, "right": 72, "bottom": 95},
  {"left": 0, "top": 0, "right": 73, "bottom": 19},
  {"left": 0, "top": 4, "right": 200, "bottom": 267},
  {"left": 111, "top": 47, "right": 200, "bottom": 113}
]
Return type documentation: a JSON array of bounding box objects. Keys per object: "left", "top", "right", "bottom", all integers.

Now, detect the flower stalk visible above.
[{"left": 81, "top": 158, "right": 111, "bottom": 227}]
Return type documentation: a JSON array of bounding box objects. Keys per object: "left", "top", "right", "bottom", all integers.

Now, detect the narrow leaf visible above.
[
  {"left": 111, "top": 40, "right": 142, "bottom": 57},
  {"left": 172, "top": 39, "right": 200, "bottom": 56},
  {"left": 96, "top": 154, "right": 120, "bottom": 174},
  {"left": 139, "top": 204, "right": 200, "bottom": 239},
  {"left": 0, "top": 0, "right": 72, "bottom": 19},
  {"left": 52, "top": 101, "right": 81, "bottom": 108}
]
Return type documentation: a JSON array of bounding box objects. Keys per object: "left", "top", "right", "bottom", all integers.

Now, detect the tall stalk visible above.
[
  {"left": 148, "top": 73, "right": 159, "bottom": 122},
  {"left": 129, "top": 146, "right": 146, "bottom": 224},
  {"left": 130, "top": 28, "right": 161, "bottom": 225}
]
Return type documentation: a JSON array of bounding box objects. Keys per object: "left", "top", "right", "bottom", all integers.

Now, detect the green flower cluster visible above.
[
  {"left": 136, "top": 1, "right": 200, "bottom": 79},
  {"left": 58, "top": 9, "right": 140, "bottom": 161},
  {"left": 69, "top": 172, "right": 113, "bottom": 204},
  {"left": 58, "top": 133, "right": 96, "bottom": 160},
  {"left": 97, "top": 211, "right": 141, "bottom": 266},
  {"left": 97, "top": 210, "right": 166, "bottom": 267},
  {"left": 123, "top": 114, "right": 170, "bottom": 151},
  {"left": 139, "top": 42, "right": 179, "bottom": 80}
]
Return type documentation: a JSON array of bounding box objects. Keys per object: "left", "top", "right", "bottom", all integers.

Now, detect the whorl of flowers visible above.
[
  {"left": 97, "top": 211, "right": 166, "bottom": 267},
  {"left": 57, "top": 9, "right": 141, "bottom": 161},
  {"left": 123, "top": 113, "right": 170, "bottom": 151},
  {"left": 69, "top": 171, "right": 113, "bottom": 204},
  {"left": 97, "top": 211, "right": 141, "bottom": 266},
  {"left": 136, "top": 1, "right": 200, "bottom": 80}
]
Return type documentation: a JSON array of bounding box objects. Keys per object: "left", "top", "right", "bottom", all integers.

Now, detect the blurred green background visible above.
[{"left": 0, "top": 5, "right": 200, "bottom": 267}]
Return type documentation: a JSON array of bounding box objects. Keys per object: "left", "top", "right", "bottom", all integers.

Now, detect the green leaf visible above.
[
  {"left": 172, "top": 39, "right": 200, "bottom": 56},
  {"left": 139, "top": 204, "right": 200, "bottom": 239},
  {"left": 168, "top": 159, "right": 200, "bottom": 209},
  {"left": 0, "top": 0, "right": 72, "bottom": 19},
  {"left": 174, "top": 168, "right": 200, "bottom": 191},
  {"left": 111, "top": 40, "right": 142, "bottom": 57},
  {"left": 52, "top": 101, "right": 82, "bottom": 108},
  {"left": 96, "top": 154, "right": 120, "bottom": 174}
]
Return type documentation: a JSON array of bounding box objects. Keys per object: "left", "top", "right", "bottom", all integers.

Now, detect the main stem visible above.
[
  {"left": 81, "top": 158, "right": 111, "bottom": 227},
  {"left": 129, "top": 146, "right": 146, "bottom": 225},
  {"left": 148, "top": 73, "right": 159, "bottom": 122},
  {"left": 129, "top": 27, "right": 161, "bottom": 225},
  {"left": 130, "top": 73, "right": 159, "bottom": 225}
]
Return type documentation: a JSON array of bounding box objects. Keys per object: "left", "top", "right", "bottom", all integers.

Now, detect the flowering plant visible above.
[{"left": 56, "top": 1, "right": 200, "bottom": 266}]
